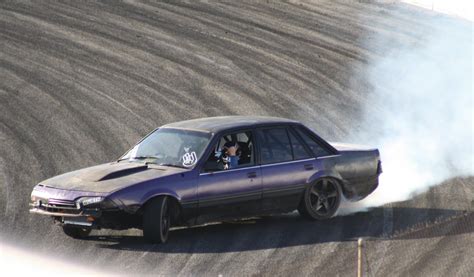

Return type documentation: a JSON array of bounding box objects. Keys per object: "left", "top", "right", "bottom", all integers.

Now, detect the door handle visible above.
[
  {"left": 304, "top": 164, "right": 314, "bottom": 170},
  {"left": 247, "top": 172, "right": 257, "bottom": 178}
]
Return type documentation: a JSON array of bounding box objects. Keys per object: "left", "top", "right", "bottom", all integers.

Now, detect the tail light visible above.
[{"left": 377, "top": 160, "right": 383, "bottom": 174}]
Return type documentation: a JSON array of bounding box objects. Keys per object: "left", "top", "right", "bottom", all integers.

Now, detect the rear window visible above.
[
  {"left": 294, "top": 126, "right": 331, "bottom": 157},
  {"left": 288, "top": 129, "right": 312, "bottom": 160},
  {"left": 257, "top": 128, "right": 293, "bottom": 164}
]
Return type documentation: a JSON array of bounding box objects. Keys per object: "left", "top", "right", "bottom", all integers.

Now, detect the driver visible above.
[{"left": 223, "top": 141, "right": 239, "bottom": 170}]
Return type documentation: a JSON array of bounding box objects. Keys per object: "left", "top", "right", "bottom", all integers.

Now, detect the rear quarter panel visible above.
[{"left": 333, "top": 149, "right": 381, "bottom": 200}]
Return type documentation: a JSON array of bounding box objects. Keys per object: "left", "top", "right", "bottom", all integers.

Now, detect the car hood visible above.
[{"left": 40, "top": 162, "right": 185, "bottom": 193}]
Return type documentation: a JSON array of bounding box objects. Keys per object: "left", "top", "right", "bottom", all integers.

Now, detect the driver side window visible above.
[{"left": 203, "top": 131, "right": 255, "bottom": 172}]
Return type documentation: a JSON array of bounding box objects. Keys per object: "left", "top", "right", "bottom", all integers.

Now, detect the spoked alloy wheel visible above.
[
  {"left": 143, "top": 196, "right": 171, "bottom": 243},
  {"left": 299, "top": 178, "right": 341, "bottom": 220}
]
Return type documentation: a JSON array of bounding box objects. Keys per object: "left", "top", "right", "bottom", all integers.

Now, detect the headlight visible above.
[
  {"left": 76, "top": 197, "right": 117, "bottom": 210},
  {"left": 81, "top": 197, "right": 104, "bottom": 206},
  {"left": 76, "top": 197, "right": 104, "bottom": 209}
]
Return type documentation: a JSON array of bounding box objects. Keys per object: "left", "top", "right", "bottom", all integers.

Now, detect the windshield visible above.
[{"left": 120, "top": 128, "right": 211, "bottom": 168}]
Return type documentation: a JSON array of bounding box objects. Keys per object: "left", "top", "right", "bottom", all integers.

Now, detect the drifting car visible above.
[{"left": 30, "top": 116, "right": 382, "bottom": 243}]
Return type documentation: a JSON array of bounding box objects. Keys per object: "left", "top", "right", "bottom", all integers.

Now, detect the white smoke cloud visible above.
[
  {"left": 339, "top": 11, "right": 473, "bottom": 214},
  {"left": 0, "top": 239, "right": 108, "bottom": 276},
  {"left": 402, "top": 0, "right": 474, "bottom": 21}
]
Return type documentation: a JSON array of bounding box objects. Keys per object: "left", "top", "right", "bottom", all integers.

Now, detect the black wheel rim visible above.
[
  {"left": 309, "top": 179, "right": 339, "bottom": 216},
  {"left": 161, "top": 199, "right": 170, "bottom": 238}
]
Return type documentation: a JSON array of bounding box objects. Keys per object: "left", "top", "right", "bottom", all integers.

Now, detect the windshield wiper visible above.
[
  {"left": 132, "top": 156, "right": 159, "bottom": 160},
  {"left": 157, "top": 163, "right": 187, "bottom": 169}
]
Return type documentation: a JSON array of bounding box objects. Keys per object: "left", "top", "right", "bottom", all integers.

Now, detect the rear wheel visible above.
[
  {"left": 143, "top": 196, "right": 170, "bottom": 243},
  {"left": 62, "top": 226, "right": 91, "bottom": 239},
  {"left": 298, "top": 178, "right": 341, "bottom": 220}
]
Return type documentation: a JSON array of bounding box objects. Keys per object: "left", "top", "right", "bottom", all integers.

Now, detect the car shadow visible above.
[{"left": 89, "top": 207, "right": 472, "bottom": 253}]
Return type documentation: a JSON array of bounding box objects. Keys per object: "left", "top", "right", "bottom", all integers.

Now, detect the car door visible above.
[
  {"left": 196, "top": 130, "right": 262, "bottom": 223},
  {"left": 257, "top": 126, "right": 316, "bottom": 213}
]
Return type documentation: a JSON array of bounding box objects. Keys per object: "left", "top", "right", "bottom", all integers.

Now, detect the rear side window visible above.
[
  {"left": 294, "top": 126, "right": 331, "bottom": 157},
  {"left": 288, "top": 129, "right": 312, "bottom": 160},
  {"left": 257, "top": 128, "right": 293, "bottom": 164}
]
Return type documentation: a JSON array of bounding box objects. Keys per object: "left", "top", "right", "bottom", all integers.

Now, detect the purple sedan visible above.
[{"left": 30, "top": 116, "right": 382, "bottom": 243}]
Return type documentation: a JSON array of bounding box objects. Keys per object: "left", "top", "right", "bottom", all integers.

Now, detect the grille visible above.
[
  {"left": 48, "top": 199, "right": 76, "bottom": 206},
  {"left": 39, "top": 198, "right": 81, "bottom": 215}
]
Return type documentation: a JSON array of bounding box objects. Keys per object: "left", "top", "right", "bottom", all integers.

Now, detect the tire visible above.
[
  {"left": 298, "top": 178, "right": 341, "bottom": 220},
  {"left": 62, "top": 225, "right": 91, "bottom": 239},
  {"left": 143, "top": 196, "right": 170, "bottom": 243}
]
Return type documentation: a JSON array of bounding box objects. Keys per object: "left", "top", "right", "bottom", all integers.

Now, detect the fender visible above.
[
  {"left": 108, "top": 184, "right": 182, "bottom": 214},
  {"left": 306, "top": 169, "right": 352, "bottom": 199},
  {"left": 140, "top": 189, "right": 181, "bottom": 207},
  {"left": 139, "top": 189, "right": 198, "bottom": 225},
  {"left": 307, "top": 169, "right": 343, "bottom": 184}
]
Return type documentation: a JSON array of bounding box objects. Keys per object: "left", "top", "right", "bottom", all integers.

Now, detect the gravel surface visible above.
[{"left": 0, "top": 0, "right": 472, "bottom": 276}]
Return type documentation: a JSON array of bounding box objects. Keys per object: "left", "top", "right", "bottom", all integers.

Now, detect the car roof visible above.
[{"left": 161, "top": 116, "right": 299, "bottom": 133}]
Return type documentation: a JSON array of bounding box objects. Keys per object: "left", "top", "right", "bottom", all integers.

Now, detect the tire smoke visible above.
[
  {"left": 0, "top": 239, "right": 107, "bottom": 276},
  {"left": 339, "top": 13, "right": 473, "bottom": 214}
]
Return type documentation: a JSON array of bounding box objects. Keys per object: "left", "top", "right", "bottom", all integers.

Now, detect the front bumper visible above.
[
  {"left": 29, "top": 198, "right": 102, "bottom": 217},
  {"left": 29, "top": 186, "right": 134, "bottom": 229},
  {"left": 29, "top": 206, "right": 101, "bottom": 218},
  {"left": 29, "top": 207, "right": 98, "bottom": 227},
  {"left": 29, "top": 198, "right": 103, "bottom": 228},
  {"left": 29, "top": 198, "right": 138, "bottom": 229}
]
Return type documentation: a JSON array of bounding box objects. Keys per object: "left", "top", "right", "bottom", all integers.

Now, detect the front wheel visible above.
[
  {"left": 143, "top": 196, "right": 171, "bottom": 243},
  {"left": 62, "top": 226, "right": 91, "bottom": 239},
  {"left": 298, "top": 178, "right": 341, "bottom": 220}
]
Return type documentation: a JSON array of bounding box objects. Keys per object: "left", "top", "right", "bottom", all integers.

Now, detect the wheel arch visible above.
[
  {"left": 306, "top": 170, "right": 349, "bottom": 199},
  {"left": 139, "top": 193, "right": 183, "bottom": 224}
]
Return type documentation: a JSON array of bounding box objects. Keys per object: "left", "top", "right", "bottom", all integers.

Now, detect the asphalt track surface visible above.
[{"left": 0, "top": 1, "right": 473, "bottom": 276}]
